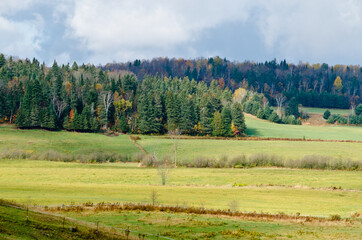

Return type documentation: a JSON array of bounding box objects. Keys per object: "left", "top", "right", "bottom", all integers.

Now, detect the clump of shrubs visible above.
[
  {"left": 140, "top": 153, "right": 361, "bottom": 170},
  {"left": 0, "top": 149, "right": 144, "bottom": 163}
]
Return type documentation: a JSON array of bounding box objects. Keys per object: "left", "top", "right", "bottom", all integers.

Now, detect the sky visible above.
[{"left": 1, "top": 0, "right": 362, "bottom": 66}]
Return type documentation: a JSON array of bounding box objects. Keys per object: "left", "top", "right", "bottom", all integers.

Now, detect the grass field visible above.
[
  {"left": 0, "top": 160, "right": 361, "bottom": 217},
  {"left": 0, "top": 125, "right": 140, "bottom": 156},
  {"left": 65, "top": 210, "right": 362, "bottom": 240},
  {"left": 0, "top": 125, "right": 361, "bottom": 238},
  {"left": 138, "top": 135, "right": 362, "bottom": 161},
  {"left": 244, "top": 114, "right": 362, "bottom": 140},
  {"left": 0, "top": 200, "right": 125, "bottom": 240},
  {"left": 2, "top": 124, "right": 361, "bottom": 163},
  {"left": 272, "top": 106, "right": 352, "bottom": 116},
  {"left": 300, "top": 107, "right": 352, "bottom": 115}
]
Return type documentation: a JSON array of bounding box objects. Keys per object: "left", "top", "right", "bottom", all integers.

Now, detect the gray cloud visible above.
[{"left": 0, "top": 0, "right": 362, "bottom": 65}]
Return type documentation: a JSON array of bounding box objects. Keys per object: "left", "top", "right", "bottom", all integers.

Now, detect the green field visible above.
[
  {"left": 65, "top": 210, "right": 362, "bottom": 240},
  {"left": 244, "top": 114, "right": 362, "bottom": 140},
  {"left": 0, "top": 160, "right": 361, "bottom": 217},
  {"left": 272, "top": 106, "right": 352, "bottom": 116},
  {"left": 0, "top": 124, "right": 361, "bottom": 238},
  {"left": 138, "top": 135, "right": 362, "bottom": 161},
  {"left": 2, "top": 124, "right": 361, "bottom": 162},
  {"left": 300, "top": 107, "right": 352, "bottom": 115},
  {"left": 0, "top": 125, "right": 140, "bottom": 156},
  {"left": 0, "top": 200, "right": 125, "bottom": 240}
]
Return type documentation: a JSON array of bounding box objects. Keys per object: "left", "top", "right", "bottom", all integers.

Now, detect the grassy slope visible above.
[
  {"left": 0, "top": 125, "right": 140, "bottom": 156},
  {"left": 244, "top": 114, "right": 362, "bottom": 140},
  {"left": 66, "top": 210, "right": 362, "bottom": 240},
  {"left": 0, "top": 201, "right": 125, "bottom": 240},
  {"left": 0, "top": 160, "right": 361, "bottom": 217}
]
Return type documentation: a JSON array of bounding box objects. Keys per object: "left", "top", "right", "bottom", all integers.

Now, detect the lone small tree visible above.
[
  {"left": 150, "top": 189, "right": 158, "bottom": 206},
  {"left": 228, "top": 199, "right": 239, "bottom": 213},
  {"left": 168, "top": 129, "right": 181, "bottom": 167}
]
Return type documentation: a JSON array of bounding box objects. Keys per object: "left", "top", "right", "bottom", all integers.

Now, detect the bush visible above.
[
  {"left": 323, "top": 110, "right": 331, "bottom": 120},
  {"left": 329, "top": 214, "right": 341, "bottom": 221},
  {"left": 355, "top": 104, "right": 362, "bottom": 116}
]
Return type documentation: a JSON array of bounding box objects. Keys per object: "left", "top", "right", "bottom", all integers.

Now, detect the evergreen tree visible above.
[
  {"left": 231, "top": 103, "right": 246, "bottom": 136},
  {"left": 221, "top": 105, "right": 232, "bottom": 137},
  {"left": 285, "top": 97, "right": 299, "bottom": 117},
  {"left": 119, "top": 114, "right": 128, "bottom": 133},
  {"left": 180, "top": 95, "right": 194, "bottom": 134},
  {"left": 200, "top": 106, "right": 212, "bottom": 135},
  {"left": 212, "top": 111, "right": 223, "bottom": 136}
]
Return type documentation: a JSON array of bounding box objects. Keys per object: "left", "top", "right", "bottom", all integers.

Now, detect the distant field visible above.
[
  {"left": 0, "top": 125, "right": 140, "bottom": 156},
  {"left": 244, "top": 114, "right": 362, "bottom": 140},
  {"left": 0, "top": 160, "right": 361, "bottom": 217},
  {"left": 66, "top": 210, "right": 362, "bottom": 240},
  {"left": 138, "top": 136, "right": 362, "bottom": 161},
  {"left": 300, "top": 107, "right": 352, "bottom": 115},
  {"left": 271, "top": 106, "right": 352, "bottom": 116}
]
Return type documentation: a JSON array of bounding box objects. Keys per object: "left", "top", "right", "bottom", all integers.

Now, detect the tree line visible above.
[
  {"left": 0, "top": 55, "right": 247, "bottom": 136},
  {"left": 104, "top": 57, "right": 361, "bottom": 108}
]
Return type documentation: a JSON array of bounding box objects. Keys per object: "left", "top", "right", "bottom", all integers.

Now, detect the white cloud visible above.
[
  {"left": 63, "top": 0, "right": 254, "bottom": 62},
  {"left": 254, "top": 0, "right": 362, "bottom": 63},
  {"left": 0, "top": 0, "right": 45, "bottom": 59},
  {"left": 1, "top": 0, "right": 362, "bottom": 65},
  {"left": 0, "top": 16, "right": 44, "bottom": 59}
]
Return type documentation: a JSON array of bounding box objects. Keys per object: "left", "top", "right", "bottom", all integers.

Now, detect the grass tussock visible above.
[
  {"left": 0, "top": 149, "right": 145, "bottom": 163},
  {"left": 141, "top": 153, "right": 361, "bottom": 170}
]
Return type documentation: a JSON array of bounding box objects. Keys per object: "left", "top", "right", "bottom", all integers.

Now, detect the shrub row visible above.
[
  {"left": 141, "top": 153, "right": 361, "bottom": 170},
  {"left": 0, "top": 149, "right": 144, "bottom": 163}
]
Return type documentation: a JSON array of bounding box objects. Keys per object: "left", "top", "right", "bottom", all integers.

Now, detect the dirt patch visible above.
[{"left": 302, "top": 113, "right": 328, "bottom": 126}]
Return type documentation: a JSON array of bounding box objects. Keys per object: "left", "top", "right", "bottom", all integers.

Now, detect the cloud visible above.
[
  {"left": 0, "top": 16, "right": 44, "bottom": 59},
  {"left": 63, "top": 0, "right": 254, "bottom": 62},
  {"left": 1, "top": 0, "right": 362, "bottom": 65},
  {"left": 0, "top": 0, "right": 45, "bottom": 59},
  {"left": 253, "top": 0, "right": 362, "bottom": 63}
]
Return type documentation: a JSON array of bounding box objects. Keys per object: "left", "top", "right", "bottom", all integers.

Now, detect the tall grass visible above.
[
  {"left": 0, "top": 149, "right": 144, "bottom": 163},
  {"left": 141, "top": 153, "right": 361, "bottom": 171}
]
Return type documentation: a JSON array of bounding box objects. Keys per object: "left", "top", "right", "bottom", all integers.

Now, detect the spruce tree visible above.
[
  {"left": 231, "top": 103, "right": 246, "bottom": 136},
  {"left": 221, "top": 105, "right": 232, "bottom": 137},
  {"left": 200, "top": 106, "right": 212, "bottom": 135},
  {"left": 212, "top": 111, "right": 223, "bottom": 136}
]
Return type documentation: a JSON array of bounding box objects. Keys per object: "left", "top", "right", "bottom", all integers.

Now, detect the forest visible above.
[
  {"left": 105, "top": 57, "right": 361, "bottom": 109},
  {"left": 0, "top": 54, "right": 361, "bottom": 134}
]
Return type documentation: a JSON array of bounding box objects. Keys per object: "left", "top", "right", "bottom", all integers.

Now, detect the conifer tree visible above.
[
  {"left": 231, "top": 103, "right": 246, "bottom": 136},
  {"left": 221, "top": 105, "right": 232, "bottom": 137},
  {"left": 212, "top": 111, "right": 223, "bottom": 136}
]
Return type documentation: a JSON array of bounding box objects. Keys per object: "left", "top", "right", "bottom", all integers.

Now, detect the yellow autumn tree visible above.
[
  {"left": 334, "top": 76, "right": 343, "bottom": 92},
  {"left": 233, "top": 87, "right": 247, "bottom": 104}
]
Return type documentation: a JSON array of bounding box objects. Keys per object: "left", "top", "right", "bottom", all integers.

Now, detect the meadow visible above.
[
  {"left": 0, "top": 125, "right": 140, "bottom": 156},
  {"left": 65, "top": 210, "right": 362, "bottom": 240},
  {"left": 0, "top": 118, "right": 361, "bottom": 239},
  {"left": 299, "top": 107, "right": 352, "bottom": 115},
  {"left": 0, "top": 160, "right": 361, "bottom": 217},
  {"left": 138, "top": 135, "right": 362, "bottom": 162},
  {"left": 244, "top": 114, "right": 362, "bottom": 140}
]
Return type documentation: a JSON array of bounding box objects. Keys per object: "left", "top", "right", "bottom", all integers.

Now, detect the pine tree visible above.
[
  {"left": 231, "top": 103, "right": 246, "bottom": 136},
  {"left": 200, "top": 106, "right": 212, "bottom": 135},
  {"left": 119, "top": 114, "right": 128, "bottom": 133},
  {"left": 285, "top": 97, "right": 299, "bottom": 117},
  {"left": 221, "top": 105, "right": 232, "bottom": 137},
  {"left": 212, "top": 111, "right": 223, "bottom": 136},
  {"left": 180, "top": 95, "right": 194, "bottom": 134}
]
